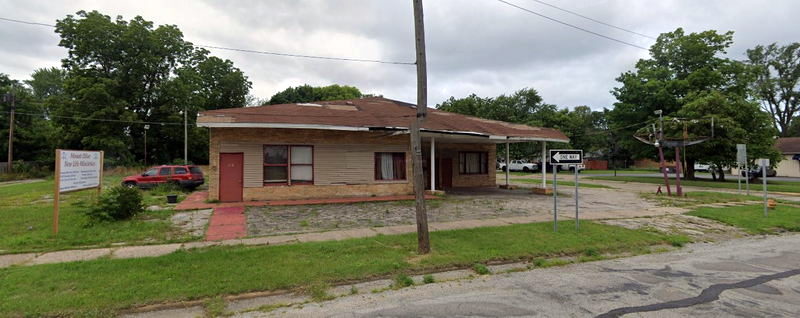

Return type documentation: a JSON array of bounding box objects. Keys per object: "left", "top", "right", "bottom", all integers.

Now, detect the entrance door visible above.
[
  {"left": 219, "top": 153, "right": 243, "bottom": 202},
  {"left": 439, "top": 158, "right": 453, "bottom": 189}
]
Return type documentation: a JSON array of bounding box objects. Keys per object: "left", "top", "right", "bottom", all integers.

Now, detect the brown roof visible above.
[
  {"left": 776, "top": 137, "right": 800, "bottom": 154},
  {"left": 198, "top": 97, "right": 569, "bottom": 142}
]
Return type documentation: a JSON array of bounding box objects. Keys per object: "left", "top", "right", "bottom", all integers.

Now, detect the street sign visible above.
[
  {"left": 550, "top": 149, "right": 583, "bottom": 164},
  {"left": 736, "top": 144, "right": 747, "bottom": 165},
  {"left": 759, "top": 158, "right": 770, "bottom": 166}
]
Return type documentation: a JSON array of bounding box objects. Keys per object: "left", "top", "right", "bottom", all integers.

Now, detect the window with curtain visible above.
[
  {"left": 263, "top": 145, "right": 313, "bottom": 185},
  {"left": 374, "top": 152, "right": 406, "bottom": 180},
  {"left": 459, "top": 152, "right": 488, "bottom": 175}
]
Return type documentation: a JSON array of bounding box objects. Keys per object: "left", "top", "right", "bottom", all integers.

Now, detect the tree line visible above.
[{"left": 1, "top": 12, "right": 799, "bottom": 182}]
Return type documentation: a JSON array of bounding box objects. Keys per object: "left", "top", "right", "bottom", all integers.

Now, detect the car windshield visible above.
[{"left": 144, "top": 168, "right": 158, "bottom": 176}]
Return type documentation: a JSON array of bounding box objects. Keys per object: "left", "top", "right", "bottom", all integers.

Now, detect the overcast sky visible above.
[{"left": 1, "top": 0, "right": 798, "bottom": 110}]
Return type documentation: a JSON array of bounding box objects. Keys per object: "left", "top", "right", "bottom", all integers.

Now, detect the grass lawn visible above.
[
  {"left": 0, "top": 176, "right": 197, "bottom": 254},
  {"left": 687, "top": 205, "right": 800, "bottom": 234},
  {"left": 0, "top": 221, "right": 687, "bottom": 316},
  {"left": 509, "top": 178, "right": 612, "bottom": 189},
  {"left": 587, "top": 176, "right": 800, "bottom": 193}
]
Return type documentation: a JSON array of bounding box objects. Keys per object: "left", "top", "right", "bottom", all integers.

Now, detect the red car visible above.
[{"left": 122, "top": 165, "right": 204, "bottom": 190}]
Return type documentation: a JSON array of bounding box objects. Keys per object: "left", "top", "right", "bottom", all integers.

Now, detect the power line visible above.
[
  {"left": 4, "top": 110, "right": 185, "bottom": 126},
  {"left": 525, "top": 0, "right": 656, "bottom": 40},
  {"left": 494, "top": 0, "right": 649, "bottom": 50},
  {"left": 0, "top": 17, "right": 416, "bottom": 65}
]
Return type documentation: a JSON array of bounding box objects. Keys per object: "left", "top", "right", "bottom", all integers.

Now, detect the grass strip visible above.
[
  {"left": 510, "top": 178, "right": 611, "bottom": 189},
  {"left": 587, "top": 176, "right": 800, "bottom": 193},
  {"left": 687, "top": 205, "right": 800, "bottom": 234},
  {"left": 0, "top": 221, "right": 687, "bottom": 316}
]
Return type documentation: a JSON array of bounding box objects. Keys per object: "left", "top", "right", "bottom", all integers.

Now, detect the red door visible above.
[
  {"left": 219, "top": 153, "right": 244, "bottom": 202},
  {"left": 439, "top": 158, "right": 453, "bottom": 188}
]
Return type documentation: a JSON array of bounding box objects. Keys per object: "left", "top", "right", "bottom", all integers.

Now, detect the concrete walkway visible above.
[
  {"left": 0, "top": 202, "right": 690, "bottom": 269},
  {"left": 206, "top": 207, "right": 247, "bottom": 241}
]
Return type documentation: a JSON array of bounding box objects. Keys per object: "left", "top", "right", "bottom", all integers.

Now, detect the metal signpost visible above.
[
  {"left": 759, "top": 158, "right": 769, "bottom": 217},
  {"left": 736, "top": 144, "right": 746, "bottom": 195},
  {"left": 550, "top": 149, "right": 583, "bottom": 232},
  {"left": 54, "top": 149, "right": 104, "bottom": 234}
]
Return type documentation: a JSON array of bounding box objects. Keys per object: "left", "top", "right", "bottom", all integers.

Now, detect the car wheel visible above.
[
  {"left": 123, "top": 181, "right": 137, "bottom": 189},
  {"left": 522, "top": 167, "right": 530, "bottom": 173},
  {"left": 501, "top": 166, "right": 507, "bottom": 172}
]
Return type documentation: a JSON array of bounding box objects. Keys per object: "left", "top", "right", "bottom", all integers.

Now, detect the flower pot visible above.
[{"left": 166, "top": 194, "right": 178, "bottom": 204}]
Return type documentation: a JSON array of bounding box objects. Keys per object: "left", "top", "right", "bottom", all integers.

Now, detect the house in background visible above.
[
  {"left": 775, "top": 137, "right": 800, "bottom": 177},
  {"left": 197, "top": 97, "right": 568, "bottom": 202}
]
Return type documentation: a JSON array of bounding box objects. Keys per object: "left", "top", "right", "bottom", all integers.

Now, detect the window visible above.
[
  {"left": 174, "top": 167, "right": 188, "bottom": 174},
  {"left": 159, "top": 167, "right": 172, "bottom": 176},
  {"left": 263, "top": 145, "right": 313, "bottom": 185},
  {"left": 189, "top": 166, "right": 203, "bottom": 174},
  {"left": 144, "top": 168, "right": 158, "bottom": 176},
  {"left": 459, "top": 152, "right": 488, "bottom": 175},
  {"left": 375, "top": 152, "right": 406, "bottom": 180}
]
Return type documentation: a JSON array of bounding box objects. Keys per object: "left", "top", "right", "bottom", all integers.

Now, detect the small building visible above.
[
  {"left": 197, "top": 97, "right": 568, "bottom": 202},
  {"left": 775, "top": 137, "right": 800, "bottom": 177}
]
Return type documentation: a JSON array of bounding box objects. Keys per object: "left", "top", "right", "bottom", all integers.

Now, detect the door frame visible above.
[{"left": 219, "top": 152, "right": 244, "bottom": 202}]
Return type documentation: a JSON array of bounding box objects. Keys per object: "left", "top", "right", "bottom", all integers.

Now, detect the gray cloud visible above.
[{"left": 1, "top": 0, "right": 798, "bottom": 110}]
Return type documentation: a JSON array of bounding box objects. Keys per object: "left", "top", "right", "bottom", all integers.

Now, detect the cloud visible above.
[{"left": 1, "top": 0, "right": 798, "bottom": 110}]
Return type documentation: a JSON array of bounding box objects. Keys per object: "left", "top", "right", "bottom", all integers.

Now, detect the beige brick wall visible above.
[
  {"left": 209, "top": 128, "right": 413, "bottom": 201},
  {"left": 208, "top": 128, "right": 498, "bottom": 200}
]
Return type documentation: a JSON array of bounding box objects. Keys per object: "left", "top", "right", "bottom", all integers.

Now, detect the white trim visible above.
[{"left": 197, "top": 122, "right": 369, "bottom": 131}]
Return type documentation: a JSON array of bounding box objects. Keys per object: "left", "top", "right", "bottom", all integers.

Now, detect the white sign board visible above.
[
  {"left": 736, "top": 144, "right": 747, "bottom": 165},
  {"left": 759, "top": 158, "right": 770, "bottom": 166},
  {"left": 58, "top": 150, "right": 103, "bottom": 193}
]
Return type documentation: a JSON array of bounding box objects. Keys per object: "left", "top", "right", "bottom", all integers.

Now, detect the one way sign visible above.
[{"left": 550, "top": 149, "right": 583, "bottom": 164}]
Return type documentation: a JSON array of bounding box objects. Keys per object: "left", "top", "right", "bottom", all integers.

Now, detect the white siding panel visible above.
[{"left": 220, "top": 143, "right": 263, "bottom": 188}]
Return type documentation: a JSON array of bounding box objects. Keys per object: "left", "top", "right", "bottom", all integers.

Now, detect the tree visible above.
[
  {"left": 746, "top": 42, "right": 800, "bottom": 136},
  {"left": 609, "top": 28, "right": 776, "bottom": 180},
  {"left": 0, "top": 74, "right": 57, "bottom": 163},
  {"left": 266, "top": 84, "right": 362, "bottom": 105},
  {"left": 52, "top": 10, "right": 251, "bottom": 164}
]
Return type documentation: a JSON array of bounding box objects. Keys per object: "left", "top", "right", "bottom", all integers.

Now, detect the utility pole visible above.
[
  {"left": 3, "top": 93, "right": 14, "bottom": 173},
  {"left": 411, "top": 0, "right": 431, "bottom": 254},
  {"left": 144, "top": 124, "right": 150, "bottom": 166},
  {"left": 654, "top": 110, "right": 671, "bottom": 196},
  {"left": 184, "top": 106, "right": 188, "bottom": 164}
]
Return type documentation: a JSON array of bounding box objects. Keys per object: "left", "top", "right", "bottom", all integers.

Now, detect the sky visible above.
[{"left": 1, "top": 0, "right": 798, "bottom": 110}]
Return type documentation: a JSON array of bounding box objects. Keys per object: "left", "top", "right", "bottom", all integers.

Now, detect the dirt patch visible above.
[{"left": 599, "top": 215, "right": 748, "bottom": 242}]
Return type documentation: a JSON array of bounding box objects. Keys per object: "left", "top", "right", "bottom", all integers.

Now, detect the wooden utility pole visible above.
[
  {"left": 411, "top": 0, "right": 431, "bottom": 254},
  {"left": 3, "top": 93, "right": 14, "bottom": 172}
]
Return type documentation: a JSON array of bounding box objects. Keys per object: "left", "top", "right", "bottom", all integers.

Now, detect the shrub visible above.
[
  {"left": 85, "top": 186, "right": 144, "bottom": 222},
  {"left": 393, "top": 274, "right": 414, "bottom": 288},
  {"left": 473, "top": 263, "right": 490, "bottom": 275},
  {"left": 423, "top": 274, "right": 435, "bottom": 284}
]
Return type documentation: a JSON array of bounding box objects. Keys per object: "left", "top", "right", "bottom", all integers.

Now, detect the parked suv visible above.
[
  {"left": 741, "top": 165, "right": 777, "bottom": 180},
  {"left": 122, "top": 165, "right": 204, "bottom": 189},
  {"left": 500, "top": 160, "right": 539, "bottom": 172}
]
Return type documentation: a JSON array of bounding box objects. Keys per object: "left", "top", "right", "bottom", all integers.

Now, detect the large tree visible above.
[
  {"left": 266, "top": 84, "right": 362, "bottom": 105},
  {"left": 610, "top": 28, "right": 779, "bottom": 180},
  {"left": 51, "top": 10, "right": 251, "bottom": 165},
  {"left": 435, "top": 88, "right": 608, "bottom": 161},
  {"left": 746, "top": 42, "right": 800, "bottom": 136}
]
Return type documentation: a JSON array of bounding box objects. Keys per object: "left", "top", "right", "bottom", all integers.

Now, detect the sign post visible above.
[
  {"left": 54, "top": 149, "right": 104, "bottom": 234},
  {"left": 550, "top": 149, "right": 583, "bottom": 232},
  {"left": 736, "top": 144, "right": 746, "bottom": 195},
  {"left": 763, "top": 159, "right": 767, "bottom": 217}
]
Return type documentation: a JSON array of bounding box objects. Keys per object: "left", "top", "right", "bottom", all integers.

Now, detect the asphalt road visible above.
[
  {"left": 257, "top": 234, "right": 800, "bottom": 317},
  {"left": 581, "top": 172, "right": 800, "bottom": 183}
]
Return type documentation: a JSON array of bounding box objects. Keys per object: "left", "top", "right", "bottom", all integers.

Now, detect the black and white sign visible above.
[
  {"left": 58, "top": 150, "right": 102, "bottom": 193},
  {"left": 549, "top": 149, "right": 583, "bottom": 164}
]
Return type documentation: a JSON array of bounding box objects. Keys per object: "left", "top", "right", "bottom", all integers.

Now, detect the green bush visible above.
[
  {"left": 85, "top": 186, "right": 144, "bottom": 222},
  {"left": 423, "top": 274, "right": 435, "bottom": 284},
  {"left": 473, "top": 263, "right": 490, "bottom": 275},
  {"left": 393, "top": 274, "right": 414, "bottom": 288}
]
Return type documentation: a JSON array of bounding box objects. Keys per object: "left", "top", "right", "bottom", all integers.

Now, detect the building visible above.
[
  {"left": 775, "top": 137, "right": 800, "bottom": 177},
  {"left": 197, "top": 97, "right": 568, "bottom": 202}
]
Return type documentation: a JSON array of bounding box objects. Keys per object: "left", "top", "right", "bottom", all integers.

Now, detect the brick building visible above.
[{"left": 198, "top": 97, "right": 568, "bottom": 202}]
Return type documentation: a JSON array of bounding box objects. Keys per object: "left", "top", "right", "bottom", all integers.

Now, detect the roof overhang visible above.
[{"left": 197, "top": 122, "right": 569, "bottom": 143}]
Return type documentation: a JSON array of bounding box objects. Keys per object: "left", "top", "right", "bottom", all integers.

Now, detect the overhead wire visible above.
[
  {"left": 0, "top": 17, "right": 416, "bottom": 65},
  {"left": 494, "top": 0, "right": 649, "bottom": 50},
  {"left": 525, "top": 0, "right": 656, "bottom": 40}
]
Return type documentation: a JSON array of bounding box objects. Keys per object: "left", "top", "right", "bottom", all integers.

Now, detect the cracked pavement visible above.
[{"left": 248, "top": 234, "right": 800, "bottom": 317}]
